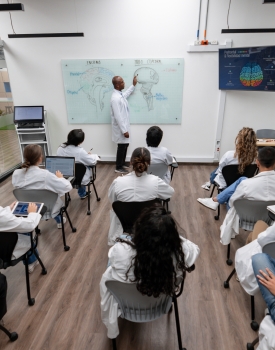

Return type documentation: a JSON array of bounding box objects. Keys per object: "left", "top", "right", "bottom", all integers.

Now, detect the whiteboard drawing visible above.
[
  {"left": 79, "top": 67, "right": 114, "bottom": 115},
  {"left": 134, "top": 67, "right": 159, "bottom": 111}
]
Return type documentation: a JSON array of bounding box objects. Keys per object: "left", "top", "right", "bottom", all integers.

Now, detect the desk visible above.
[{"left": 257, "top": 139, "right": 275, "bottom": 147}]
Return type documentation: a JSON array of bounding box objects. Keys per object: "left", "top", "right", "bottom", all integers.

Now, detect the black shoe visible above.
[
  {"left": 80, "top": 191, "right": 91, "bottom": 200},
  {"left": 122, "top": 165, "right": 130, "bottom": 169},
  {"left": 115, "top": 168, "right": 128, "bottom": 174}
]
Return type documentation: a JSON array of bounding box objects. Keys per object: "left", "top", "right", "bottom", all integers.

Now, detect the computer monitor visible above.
[
  {"left": 45, "top": 156, "right": 75, "bottom": 178},
  {"left": 14, "top": 106, "right": 44, "bottom": 124}
]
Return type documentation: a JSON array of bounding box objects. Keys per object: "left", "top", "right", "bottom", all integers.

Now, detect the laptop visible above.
[{"left": 45, "top": 156, "right": 75, "bottom": 182}]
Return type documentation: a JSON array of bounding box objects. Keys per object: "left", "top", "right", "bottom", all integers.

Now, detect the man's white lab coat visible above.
[
  {"left": 57, "top": 144, "right": 97, "bottom": 185},
  {"left": 0, "top": 206, "right": 41, "bottom": 259},
  {"left": 100, "top": 238, "right": 200, "bottom": 339},
  {"left": 257, "top": 315, "right": 275, "bottom": 350},
  {"left": 220, "top": 171, "right": 275, "bottom": 245},
  {"left": 12, "top": 166, "right": 72, "bottom": 218},
  {"left": 235, "top": 223, "right": 275, "bottom": 295},
  {"left": 108, "top": 171, "right": 174, "bottom": 245},
  {"left": 111, "top": 85, "right": 135, "bottom": 144}
]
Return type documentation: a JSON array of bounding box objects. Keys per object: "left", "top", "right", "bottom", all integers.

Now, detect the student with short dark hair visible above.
[
  {"left": 198, "top": 147, "right": 275, "bottom": 245},
  {"left": 146, "top": 126, "right": 174, "bottom": 184},
  {"left": 57, "top": 129, "right": 99, "bottom": 199},
  {"left": 108, "top": 147, "right": 174, "bottom": 245}
]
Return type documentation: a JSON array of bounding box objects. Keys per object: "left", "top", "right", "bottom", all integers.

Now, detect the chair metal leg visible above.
[
  {"left": 226, "top": 243, "right": 233, "bottom": 265},
  {"left": 0, "top": 324, "right": 18, "bottom": 341},
  {"left": 112, "top": 338, "right": 117, "bottom": 350},
  {"left": 60, "top": 210, "right": 70, "bottom": 251},
  {"left": 87, "top": 184, "right": 91, "bottom": 215},
  {"left": 92, "top": 181, "right": 101, "bottom": 202},
  {"left": 250, "top": 296, "right": 259, "bottom": 331},
  {"left": 35, "top": 226, "right": 41, "bottom": 235},
  {"left": 173, "top": 297, "right": 185, "bottom": 350},
  {"left": 214, "top": 203, "right": 220, "bottom": 220},
  {"left": 33, "top": 250, "right": 47, "bottom": 275},
  {"left": 247, "top": 337, "right": 259, "bottom": 350},
  {"left": 210, "top": 184, "right": 216, "bottom": 197},
  {"left": 24, "top": 257, "right": 35, "bottom": 306},
  {"left": 224, "top": 268, "right": 236, "bottom": 288}
]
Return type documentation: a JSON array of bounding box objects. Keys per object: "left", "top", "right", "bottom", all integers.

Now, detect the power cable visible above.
[
  {"left": 227, "top": 0, "right": 232, "bottom": 29},
  {"left": 7, "top": 0, "right": 16, "bottom": 34}
]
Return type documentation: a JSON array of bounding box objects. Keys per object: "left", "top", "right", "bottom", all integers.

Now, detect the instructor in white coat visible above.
[{"left": 111, "top": 75, "right": 137, "bottom": 174}]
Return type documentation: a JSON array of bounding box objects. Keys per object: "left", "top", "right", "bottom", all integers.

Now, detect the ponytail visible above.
[{"left": 131, "top": 147, "right": 151, "bottom": 176}]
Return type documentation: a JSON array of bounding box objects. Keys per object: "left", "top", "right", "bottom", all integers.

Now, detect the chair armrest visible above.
[{"left": 174, "top": 279, "right": 185, "bottom": 298}]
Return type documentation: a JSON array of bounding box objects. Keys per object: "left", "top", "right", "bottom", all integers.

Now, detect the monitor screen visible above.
[
  {"left": 219, "top": 46, "right": 275, "bottom": 91},
  {"left": 14, "top": 106, "right": 44, "bottom": 124},
  {"left": 45, "top": 156, "right": 75, "bottom": 177}
]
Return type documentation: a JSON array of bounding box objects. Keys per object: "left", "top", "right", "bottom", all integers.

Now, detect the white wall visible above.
[{"left": 0, "top": 0, "right": 275, "bottom": 162}]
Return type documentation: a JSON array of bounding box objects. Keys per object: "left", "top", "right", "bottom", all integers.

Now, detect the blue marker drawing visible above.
[{"left": 155, "top": 93, "right": 167, "bottom": 101}]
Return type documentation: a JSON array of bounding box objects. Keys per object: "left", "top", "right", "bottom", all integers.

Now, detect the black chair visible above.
[
  {"left": 0, "top": 271, "right": 18, "bottom": 342},
  {"left": 106, "top": 279, "right": 186, "bottom": 350},
  {"left": 112, "top": 199, "right": 161, "bottom": 235},
  {"left": 72, "top": 163, "right": 101, "bottom": 215},
  {"left": 210, "top": 164, "right": 258, "bottom": 220},
  {"left": 0, "top": 231, "right": 47, "bottom": 306},
  {"left": 13, "top": 189, "right": 76, "bottom": 252},
  {"left": 170, "top": 157, "right": 178, "bottom": 182}
]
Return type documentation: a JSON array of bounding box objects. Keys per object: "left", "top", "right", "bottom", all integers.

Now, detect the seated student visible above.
[
  {"left": 0, "top": 202, "right": 41, "bottom": 273},
  {"left": 235, "top": 222, "right": 274, "bottom": 295},
  {"left": 12, "top": 144, "right": 72, "bottom": 229},
  {"left": 197, "top": 147, "right": 275, "bottom": 245},
  {"left": 57, "top": 129, "right": 98, "bottom": 199},
  {"left": 108, "top": 147, "right": 174, "bottom": 245},
  {"left": 201, "top": 127, "right": 257, "bottom": 190},
  {"left": 252, "top": 254, "right": 275, "bottom": 349},
  {"left": 146, "top": 126, "right": 174, "bottom": 184},
  {"left": 100, "top": 205, "right": 200, "bottom": 339}
]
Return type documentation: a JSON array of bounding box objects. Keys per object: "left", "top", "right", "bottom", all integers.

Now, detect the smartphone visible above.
[{"left": 12, "top": 202, "right": 44, "bottom": 216}]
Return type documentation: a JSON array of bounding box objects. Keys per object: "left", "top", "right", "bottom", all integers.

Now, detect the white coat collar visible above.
[{"left": 254, "top": 170, "right": 275, "bottom": 177}]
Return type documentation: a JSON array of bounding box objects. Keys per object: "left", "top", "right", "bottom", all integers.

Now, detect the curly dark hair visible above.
[
  {"left": 116, "top": 205, "right": 188, "bottom": 297},
  {"left": 235, "top": 127, "right": 257, "bottom": 174}
]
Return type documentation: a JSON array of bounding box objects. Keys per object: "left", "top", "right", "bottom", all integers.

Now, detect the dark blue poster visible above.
[{"left": 219, "top": 46, "right": 275, "bottom": 91}]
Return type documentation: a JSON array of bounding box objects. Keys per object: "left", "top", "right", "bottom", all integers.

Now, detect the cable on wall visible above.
[
  {"left": 7, "top": 0, "right": 16, "bottom": 34},
  {"left": 227, "top": 0, "right": 232, "bottom": 29}
]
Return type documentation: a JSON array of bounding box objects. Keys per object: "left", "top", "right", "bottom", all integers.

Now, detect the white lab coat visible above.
[
  {"left": 111, "top": 85, "right": 135, "bottom": 144},
  {"left": 214, "top": 150, "right": 238, "bottom": 188},
  {"left": 146, "top": 146, "right": 174, "bottom": 184},
  {"left": 108, "top": 171, "right": 174, "bottom": 245},
  {"left": 257, "top": 315, "right": 275, "bottom": 350},
  {"left": 12, "top": 166, "right": 72, "bottom": 218},
  {"left": 56, "top": 144, "right": 97, "bottom": 185},
  {"left": 220, "top": 171, "right": 275, "bottom": 245},
  {"left": 100, "top": 237, "right": 200, "bottom": 339},
  {"left": 235, "top": 223, "right": 275, "bottom": 295},
  {"left": 0, "top": 206, "right": 41, "bottom": 259}
]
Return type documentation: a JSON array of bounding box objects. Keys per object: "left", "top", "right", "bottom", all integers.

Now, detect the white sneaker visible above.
[
  {"left": 201, "top": 181, "right": 211, "bottom": 190},
  {"left": 197, "top": 198, "right": 219, "bottom": 211},
  {"left": 28, "top": 259, "right": 40, "bottom": 274},
  {"left": 57, "top": 217, "right": 67, "bottom": 229}
]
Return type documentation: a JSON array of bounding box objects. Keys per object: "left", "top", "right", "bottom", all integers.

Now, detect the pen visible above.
[{"left": 90, "top": 148, "right": 93, "bottom": 151}]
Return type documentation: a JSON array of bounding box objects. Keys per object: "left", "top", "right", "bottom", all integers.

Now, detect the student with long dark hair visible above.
[
  {"left": 108, "top": 147, "right": 174, "bottom": 245},
  {"left": 57, "top": 129, "right": 99, "bottom": 199},
  {"left": 100, "top": 205, "right": 200, "bottom": 339}
]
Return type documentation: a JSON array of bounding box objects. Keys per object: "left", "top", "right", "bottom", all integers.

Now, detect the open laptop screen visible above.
[{"left": 45, "top": 156, "right": 75, "bottom": 177}]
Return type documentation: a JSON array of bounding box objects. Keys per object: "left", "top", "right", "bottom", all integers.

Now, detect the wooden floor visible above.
[
  {"left": 0, "top": 130, "right": 21, "bottom": 176},
  {"left": 0, "top": 164, "right": 265, "bottom": 350}
]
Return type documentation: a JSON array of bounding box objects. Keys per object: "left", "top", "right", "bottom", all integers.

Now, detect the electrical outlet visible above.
[
  {"left": 210, "top": 40, "right": 218, "bottom": 45},
  {"left": 194, "top": 40, "right": 200, "bottom": 46}
]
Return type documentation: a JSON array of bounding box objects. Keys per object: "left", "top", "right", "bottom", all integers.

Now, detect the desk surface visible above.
[{"left": 256, "top": 139, "right": 275, "bottom": 147}]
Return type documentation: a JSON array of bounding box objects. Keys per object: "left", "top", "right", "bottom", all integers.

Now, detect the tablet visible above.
[{"left": 12, "top": 202, "right": 44, "bottom": 216}]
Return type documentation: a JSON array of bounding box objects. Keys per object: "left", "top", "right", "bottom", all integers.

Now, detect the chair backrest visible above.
[
  {"left": 0, "top": 273, "right": 7, "bottom": 320},
  {"left": 222, "top": 164, "right": 257, "bottom": 187},
  {"left": 256, "top": 129, "right": 275, "bottom": 139},
  {"left": 13, "top": 189, "right": 58, "bottom": 217},
  {"left": 105, "top": 281, "right": 172, "bottom": 323},
  {"left": 147, "top": 163, "right": 168, "bottom": 179},
  {"left": 234, "top": 199, "right": 275, "bottom": 231},
  {"left": 112, "top": 199, "right": 160, "bottom": 234},
  {"left": 73, "top": 163, "right": 87, "bottom": 188},
  {"left": 0, "top": 232, "right": 18, "bottom": 267},
  {"left": 262, "top": 241, "right": 275, "bottom": 259}
]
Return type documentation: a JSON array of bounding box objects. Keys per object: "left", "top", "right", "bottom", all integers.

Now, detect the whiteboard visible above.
[{"left": 61, "top": 58, "right": 184, "bottom": 124}]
